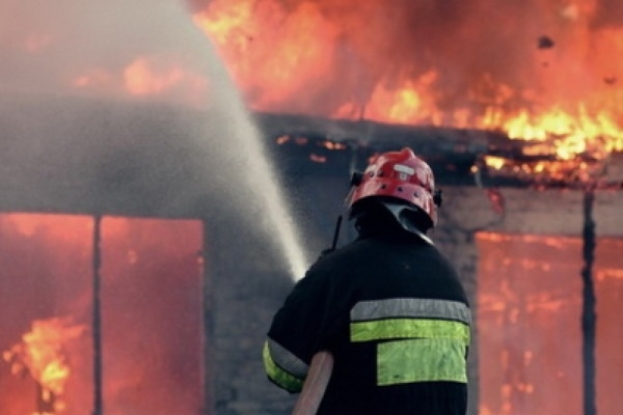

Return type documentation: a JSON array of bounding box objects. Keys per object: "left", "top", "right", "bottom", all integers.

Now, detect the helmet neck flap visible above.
[
  {"left": 381, "top": 200, "right": 434, "bottom": 245},
  {"left": 350, "top": 197, "right": 434, "bottom": 245}
]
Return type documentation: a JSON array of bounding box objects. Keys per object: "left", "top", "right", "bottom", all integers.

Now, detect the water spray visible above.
[
  {"left": 174, "top": 4, "right": 310, "bottom": 279},
  {"left": 221, "top": 118, "right": 311, "bottom": 279}
]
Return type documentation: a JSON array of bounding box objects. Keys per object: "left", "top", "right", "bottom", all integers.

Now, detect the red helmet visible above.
[{"left": 348, "top": 148, "right": 440, "bottom": 228}]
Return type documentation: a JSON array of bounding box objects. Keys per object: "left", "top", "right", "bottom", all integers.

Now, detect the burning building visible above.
[{"left": 1, "top": 1, "right": 623, "bottom": 415}]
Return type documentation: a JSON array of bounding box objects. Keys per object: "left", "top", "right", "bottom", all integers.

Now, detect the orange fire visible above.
[
  {"left": 0, "top": 214, "right": 204, "bottom": 415},
  {"left": 3, "top": 318, "right": 87, "bottom": 415},
  {"left": 193, "top": 0, "right": 623, "bottom": 164},
  {"left": 72, "top": 56, "right": 210, "bottom": 107},
  {"left": 5, "top": 1, "right": 623, "bottom": 171}
]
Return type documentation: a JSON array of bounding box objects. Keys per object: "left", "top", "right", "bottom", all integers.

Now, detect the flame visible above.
[
  {"left": 193, "top": 0, "right": 340, "bottom": 112},
  {"left": 3, "top": 318, "right": 87, "bottom": 415},
  {"left": 0, "top": 214, "right": 204, "bottom": 415},
  {"left": 71, "top": 56, "right": 209, "bottom": 107},
  {"left": 501, "top": 106, "right": 623, "bottom": 159},
  {"left": 194, "top": 0, "right": 623, "bottom": 166},
  {"left": 124, "top": 58, "right": 181, "bottom": 95},
  {"left": 362, "top": 70, "right": 442, "bottom": 125},
  {"left": 124, "top": 57, "right": 189, "bottom": 96},
  {"left": 309, "top": 153, "right": 327, "bottom": 163}
]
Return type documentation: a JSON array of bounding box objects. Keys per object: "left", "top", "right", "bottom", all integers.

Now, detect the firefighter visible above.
[{"left": 263, "top": 147, "right": 471, "bottom": 415}]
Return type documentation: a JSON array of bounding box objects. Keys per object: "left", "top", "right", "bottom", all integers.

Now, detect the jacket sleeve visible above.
[{"left": 263, "top": 260, "right": 346, "bottom": 392}]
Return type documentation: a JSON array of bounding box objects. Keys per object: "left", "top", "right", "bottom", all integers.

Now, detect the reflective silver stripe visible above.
[
  {"left": 351, "top": 298, "right": 471, "bottom": 325},
  {"left": 265, "top": 337, "right": 309, "bottom": 378}
]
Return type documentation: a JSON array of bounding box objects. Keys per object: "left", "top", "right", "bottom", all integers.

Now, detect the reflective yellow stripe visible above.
[
  {"left": 378, "top": 338, "right": 468, "bottom": 385},
  {"left": 265, "top": 338, "right": 309, "bottom": 378},
  {"left": 262, "top": 342, "right": 304, "bottom": 392},
  {"left": 350, "top": 318, "right": 470, "bottom": 343}
]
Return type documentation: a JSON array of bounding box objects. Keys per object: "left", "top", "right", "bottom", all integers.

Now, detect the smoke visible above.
[{"left": 591, "top": 0, "right": 623, "bottom": 29}]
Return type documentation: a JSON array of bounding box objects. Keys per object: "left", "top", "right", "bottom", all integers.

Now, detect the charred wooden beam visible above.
[
  {"left": 581, "top": 188, "right": 597, "bottom": 415},
  {"left": 92, "top": 214, "right": 104, "bottom": 415},
  {"left": 253, "top": 111, "right": 496, "bottom": 186},
  {"left": 254, "top": 112, "right": 623, "bottom": 190}
]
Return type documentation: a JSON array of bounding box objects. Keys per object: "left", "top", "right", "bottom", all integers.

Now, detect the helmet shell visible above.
[{"left": 349, "top": 148, "right": 438, "bottom": 227}]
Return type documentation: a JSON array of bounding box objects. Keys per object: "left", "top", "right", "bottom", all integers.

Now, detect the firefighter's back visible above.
[{"left": 317, "top": 232, "right": 470, "bottom": 415}]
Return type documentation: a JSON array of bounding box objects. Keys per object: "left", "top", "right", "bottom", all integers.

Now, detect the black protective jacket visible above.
[{"left": 263, "top": 222, "right": 471, "bottom": 415}]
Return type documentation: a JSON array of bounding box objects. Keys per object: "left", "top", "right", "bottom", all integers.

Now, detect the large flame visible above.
[
  {"left": 3, "top": 318, "right": 86, "bottom": 415},
  {"left": 192, "top": 0, "right": 623, "bottom": 162}
]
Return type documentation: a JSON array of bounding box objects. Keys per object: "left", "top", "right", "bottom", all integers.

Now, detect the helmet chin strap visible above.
[{"left": 381, "top": 202, "right": 434, "bottom": 246}]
